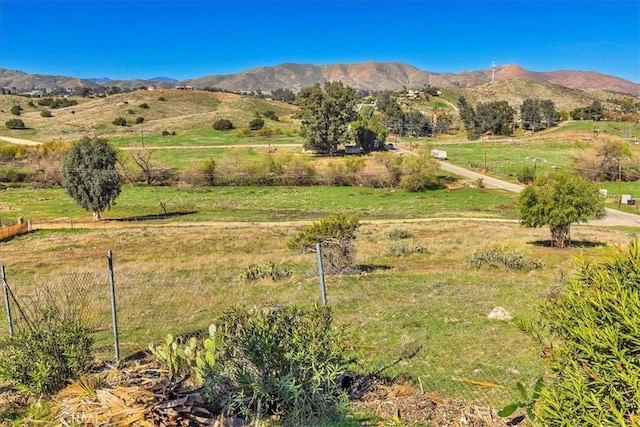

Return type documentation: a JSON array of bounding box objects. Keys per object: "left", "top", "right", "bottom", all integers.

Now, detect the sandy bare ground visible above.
[{"left": 0, "top": 136, "right": 42, "bottom": 146}]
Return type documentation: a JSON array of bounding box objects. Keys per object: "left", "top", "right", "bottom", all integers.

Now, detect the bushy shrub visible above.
[
  {"left": 468, "top": 248, "right": 543, "bottom": 271},
  {"left": 197, "top": 158, "right": 217, "bottom": 186},
  {"left": 388, "top": 228, "right": 413, "bottom": 240},
  {"left": 40, "top": 108, "right": 53, "bottom": 118},
  {"left": 10, "top": 105, "right": 22, "bottom": 116},
  {"left": 0, "top": 307, "right": 93, "bottom": 395},
  {"left": 138, "top": 102, "right": 149, "bottom": 109},
  {"left": 5, "top": 118, "right": 26, "bottom": 129},
  {"left": 202, "top": 305, "right": 349, "bottom": 425},
  {"left": 37, "top": 98, "right": 78, "bottom": 109},
  {"left": 386, "top": 241, "right": 428, "bottom": 256},
  {"left": 0, "top": 144, "right": 27, "bottom": 161},
  {"left": 288, "top": 212, "right": 359, "bottom": 274},
  {"left": 135, "top": 116, "right": 144, "bottom": 124},
  {"left": 399, "top": 153, "right": 440, "bottom": 191},
  {"left": 213, "top": 119, "right": 234, "bottom": 130},
  {"left": 523, "top": 240, "right": 640, "bottom": 425},
  {"left": 158, "top": 96, "right": 166, "bottom": 101},
  {"left": 263, "top": 110, "right": 279, "bottom": 121},
  {"left": 0, "top": 166, "right": 28, "bottom": 183},
  {"left": 127, "top": 108, "right": 135, "bottom": 115},
  {"left": 236, "top": 262, "right": 292, "bottom": 282},
  {"left": 516, "top": 166, "right": 535, "bottom": 184},
  {"left": 256, "top": 127, "right": 273, "bottom": 138},
  {"left": 235, "top": 127, "right": 252, "bottom": 137},
  {"left": 248, "top": 118, "right": 265, "bottom": 130},
  {"left": 112, "top": 117, "right": 127, "bottom": 126}
]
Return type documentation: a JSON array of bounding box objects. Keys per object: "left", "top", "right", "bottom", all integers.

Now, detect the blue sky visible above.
[{"left": 1, "top": 0, "right": 638, "bottom": 83}]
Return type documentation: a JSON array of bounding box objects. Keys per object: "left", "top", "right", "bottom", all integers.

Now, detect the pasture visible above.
[{"left": 1, "top": 215, "right": 634, "bottom": 408}]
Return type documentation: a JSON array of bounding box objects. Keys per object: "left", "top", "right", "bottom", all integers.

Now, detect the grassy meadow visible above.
[
  {"left": 2, "top": 184, "right": 519, "bottom": 223},
  {"left": 1, "top": 217, "right": 635, "bottom": 408}
]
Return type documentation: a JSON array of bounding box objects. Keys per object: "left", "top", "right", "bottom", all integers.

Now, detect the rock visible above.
[{"left": 487, "top": 306, "right": 512, "bottom": 321}]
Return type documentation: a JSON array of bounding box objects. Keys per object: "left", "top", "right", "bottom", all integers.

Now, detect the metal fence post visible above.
[
  {"left": 316, "top": 243, "right": 327, "bottom": 305},
  {"left": 1, "top": 266, "right": 13, "bottom": 336},
  {"left": 107, "top": 250, "right": 120, "bottom": 363}
]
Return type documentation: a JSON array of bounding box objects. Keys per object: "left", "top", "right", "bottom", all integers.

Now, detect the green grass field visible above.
[{"left": 1, "top": 184, "right": 519, "bottom": 223}]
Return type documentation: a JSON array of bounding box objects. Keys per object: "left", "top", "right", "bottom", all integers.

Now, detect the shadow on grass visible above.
[
  {"left": 111, "top": 211, "right": 197, "bottom": 222},
  {"left": 528, "top": 239, "right": 606, "bottom": 248},
  {"left": 358, "top": 264, "right": 392, "bottom": 273}
]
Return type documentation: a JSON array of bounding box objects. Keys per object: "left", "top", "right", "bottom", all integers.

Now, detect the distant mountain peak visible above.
[{"left": 148, "top": 76, "right": 178, "bottom": 83}]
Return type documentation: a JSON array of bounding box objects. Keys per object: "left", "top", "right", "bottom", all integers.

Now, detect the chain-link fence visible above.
[{"left": 1, "top": 261, "right": 118, "bottom": 361}]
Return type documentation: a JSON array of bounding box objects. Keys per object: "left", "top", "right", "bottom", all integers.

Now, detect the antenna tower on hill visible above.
[{"left": 491, "top": 61, "right": 496, "bottom": 84}]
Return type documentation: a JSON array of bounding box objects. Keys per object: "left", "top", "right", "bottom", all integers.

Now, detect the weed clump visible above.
[
  {"left": 386, "top": 241, "right": 428, "bottom": 257},
  {"left": 236, "top": 262, "right": 292, "bottom": 282},
  {"left": 0, "top": 306, "right": 93, "bottom": 395},
  {"left": 203, "top": 305, "right": 349, "bottom": 425},
  {"left": 468, "top": 248, "right": 543, "bottom": 271}
]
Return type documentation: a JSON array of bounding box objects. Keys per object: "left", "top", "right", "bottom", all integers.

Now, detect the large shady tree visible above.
[
  {"left": 296, "top": 81, "right": 358, "bottom": 155},
  {"left": 62, "top": 137, "right": 121, "bottom": 221},
  {"left": 518, "top": 170, "right": 605, "bottom": 247}
]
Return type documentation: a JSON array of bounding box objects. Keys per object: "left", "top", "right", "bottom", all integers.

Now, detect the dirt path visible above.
[
  {"left": 0, "top": 136, "right": 42, "bottom": 146},
  {"left": 120, "top": 144, "right": 303, "bottom": 150}
]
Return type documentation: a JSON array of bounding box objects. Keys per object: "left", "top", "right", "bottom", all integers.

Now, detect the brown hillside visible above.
[{"left": 0, "top": 90, "right": 297, "bottom": 143}]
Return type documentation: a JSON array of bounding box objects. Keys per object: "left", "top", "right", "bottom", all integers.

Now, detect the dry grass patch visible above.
[{"left": 0, "top": 220, "right": 634, "bottom": 407}]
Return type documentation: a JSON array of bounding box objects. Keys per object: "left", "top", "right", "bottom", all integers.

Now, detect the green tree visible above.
[
  {"left": 112, "top": 117, "right": 127, "bottom": 126},
  {"left": 432, "top": 112, "right": 453, "bottom": 135},
  {"left": 521, "top": 99, "right": 558, "bottom": 131},
  {"left": 457, "top": 96, "right": 479, "bottom": 139},
  {"left": 525, "top": 240, "right": 640, "bottom": 426},
  {"left": 248, "top": 118, "right": 264, "bottom": 130},
  {"left": 476, "top": 100, "right": 515, "bottom": 135},
  {"left": 5, "top": 118, "right": 26, "bottom": 129},
  {"left": 351, "top": 106, "right": 388, "bottom": 152},
  {"left": 271, "top": 88, "right": 296, "bottom": 103},
  {"left": 213, "top": 119, "right": 234, "bottom": 130},
  {"left": 297, "top": 82, "right": 358, "bottom": 155},
  {"left": 379, "top": 93, "right": 405, "bottom": 135},
  {"left": 62, "top": 137, "right": 121, "bottom": 221},
  {"left": 518, "top": 170, "right": 605, "bottom": 247},
  {"left": 404, "top": 110, "right": 430, "bottom": 137}
]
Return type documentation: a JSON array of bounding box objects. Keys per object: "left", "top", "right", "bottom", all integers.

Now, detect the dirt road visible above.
[{"left": 435, "top": 158, "right": 640, "bottom": 227}]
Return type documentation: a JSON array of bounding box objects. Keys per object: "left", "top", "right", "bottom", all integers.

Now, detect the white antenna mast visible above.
[{"left": 491, "top": 61, "right": 496, "bottom": 84}]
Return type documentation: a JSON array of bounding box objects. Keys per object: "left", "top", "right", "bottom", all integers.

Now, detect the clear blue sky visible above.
[{"left": 1, "top": 0, "right": 638, "bottom": 83}]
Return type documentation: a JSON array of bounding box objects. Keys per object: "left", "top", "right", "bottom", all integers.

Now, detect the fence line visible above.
[
  {"left": 0, "top": 219, "right": 30, "bottom": 241},
  {"left": 0, "top": 253, "right": 120, "bottom": 362}
]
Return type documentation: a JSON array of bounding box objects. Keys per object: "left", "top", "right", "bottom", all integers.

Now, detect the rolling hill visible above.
[{"left": 1, "top": 62, "right": 638, "bottom": 96}]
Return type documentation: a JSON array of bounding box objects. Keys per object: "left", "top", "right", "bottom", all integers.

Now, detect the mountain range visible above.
[{"left": 1, "top": 62, "right": 638, "bottom": 96}]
